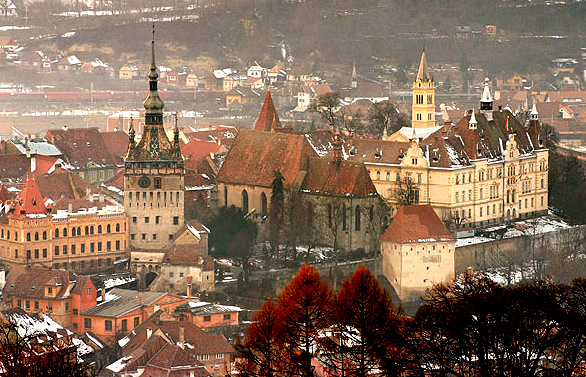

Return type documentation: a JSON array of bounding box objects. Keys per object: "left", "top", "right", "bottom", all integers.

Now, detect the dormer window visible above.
[{"left": 48, "top": 287, "right": 53, "bottom": 295}]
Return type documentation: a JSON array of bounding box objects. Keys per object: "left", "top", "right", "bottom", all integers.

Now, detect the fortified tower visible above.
[{"left": 124, "top": 26, "right": 184, "bottom": 250}]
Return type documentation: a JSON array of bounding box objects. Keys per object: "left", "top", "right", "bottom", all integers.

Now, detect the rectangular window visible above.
[
  {"left": 97, "top": 242, "right": 102, "bottom": 251},
  {"left": 25, "top": 301, "right": 30, "bottom": 309},
  {"left": 121, "top": 319, "right": 128, "bottom": 332},
  {"left": 84, "top": 318, "right": 91, "bottom": 329},
  {"left": 204, "top": 315, "right": 211, "bottom": 322},
  {"left": 71, "top": 244, "right": 76, "bottom": 254},
  {"left": 156, "top": 216, "right": 161, "bottom": 224},
  {"left": 107, "top": 241, "right": 111, "bottom": 251},
  {"left": 48, "top": 287, "right": 53, "bottom": 295},
  {"left": 173, "top": 216, "right": 179, "bottom": 225},
  {"left": 34, "top": 301, "right": 39, "bottom": 310},
  {"left": 90, "top": 243, "right": 95, "bottom": 252},
  {"left": 73, "top": 309, "right": 78, "bottom": 315},
  {"left": 116, "top": 240, "right": 120, "bottom": 250},
  {"left": 134, "top": 317, "right": 139, "bottom": 328},
  {"left": 144, "top": 217, "right": 149, "bottom": 223},
  {"left": 63, "top": 245, "right": 67, "bottom": 255},
  {"left": 81, "top": 244, "right": 85, "bottom": 253},
  {"left": 132, "top": 216, "right": 137, "bottom": 223},
  {"left": 42, "top": 249, "right": 47, "bottom": 258},
  {"left": 105, "top": 320, "right": 112, "bottom": 332},
  {"left": 223, "top": 314, "right": 231, "bottom": 320},
  {"left": 34, "top": 249, "right": 39, "bottom": 259}
]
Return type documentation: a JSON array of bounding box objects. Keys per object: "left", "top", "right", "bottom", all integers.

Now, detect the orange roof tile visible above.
[
  {"left": 7, "top": 177, "right": 49, "bottom": 218},
  {"left": 380, "top": 205, "right": 454, "bottom": 243},
  {"left": 300, "top": 157, "right": 377, "bottom": 198}
]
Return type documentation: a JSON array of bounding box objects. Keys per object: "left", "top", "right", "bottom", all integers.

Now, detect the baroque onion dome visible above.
[{"left": 125, "top": 25, "right": 182, "bottom": 163}]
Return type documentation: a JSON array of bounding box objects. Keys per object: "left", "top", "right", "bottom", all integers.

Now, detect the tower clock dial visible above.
[{"left": 138, "top": 176, "right": 151, "bottom": 188}]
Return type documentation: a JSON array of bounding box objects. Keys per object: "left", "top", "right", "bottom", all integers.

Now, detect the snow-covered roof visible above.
[{"left": 396, "top": 126, "right": 443, "bottom": 141}]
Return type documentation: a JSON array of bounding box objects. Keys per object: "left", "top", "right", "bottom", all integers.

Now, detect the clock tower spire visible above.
[{"left": 124, "top": 25, "right": 184, "bottom": 251}]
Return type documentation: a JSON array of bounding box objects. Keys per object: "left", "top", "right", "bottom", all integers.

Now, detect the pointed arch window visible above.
[
  {"left": 260, "top": 193, "right": 268, "bottom": 217},
  {"left": 242, "top": 190, "right": 249, "bottom": 214},
  {"left": 355, "top": 205, "right": 361, "bottom": 231}
]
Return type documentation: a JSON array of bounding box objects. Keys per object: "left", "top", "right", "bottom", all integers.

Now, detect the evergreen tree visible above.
[{"left": 277, "top": 264, "right": 332, "bottom": 377}]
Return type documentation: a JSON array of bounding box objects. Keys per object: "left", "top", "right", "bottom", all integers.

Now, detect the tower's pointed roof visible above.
[
  {"left": 8, "top": 177, "right": 50, "bottom": 218},
  {"left": 254, "top": 91, "right": 282, "bottom": 132},
  {"left": 125, "top": 25, "right": 180, "bottom": 163},
  {"left": 530, "top": 102, "right": 539, "bottom": 116},
  {"left": 481, "top": 77, "right": 493, "bottom": 103},
  {"left": 416, "top": 49, "right": 431, "bottom": 82}
]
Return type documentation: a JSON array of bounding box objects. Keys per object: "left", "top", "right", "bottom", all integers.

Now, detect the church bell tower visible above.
[
  {"left": 411, "top": 49, "right": 436, "bottom": 129},
  {"left": 124, "top": 26, "right": 184, "bottom": 250}
]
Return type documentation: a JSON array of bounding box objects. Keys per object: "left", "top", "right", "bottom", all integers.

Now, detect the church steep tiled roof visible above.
[
  {"left": 7, "top": 177, "right": 49, "bottom": 218},
  {"left": 380, "top": 205, "right": 454, "bottom": 243},
  {"left": 217, "top": 130, "right": 318, "bottom": 188},
  {"left": 300, "top": 157, "right": 378, "bottom": 198},
  {"left": 254, "top": 91, "right": 282, "bottom": 132}
]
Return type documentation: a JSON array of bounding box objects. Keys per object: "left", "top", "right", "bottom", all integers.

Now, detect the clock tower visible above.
[{"left": 124, "top": 26, "right": 184, "bottom": 250}]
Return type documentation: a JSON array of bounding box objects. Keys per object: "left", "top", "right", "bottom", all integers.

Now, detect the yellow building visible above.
[
  {"left": 349, "top": 52, "right": 548, "bottom": 228},
  {"left": 0, "top": 178, "right": 128, "bottom": 273}
]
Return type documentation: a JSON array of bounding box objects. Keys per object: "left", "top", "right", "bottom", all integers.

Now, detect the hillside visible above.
[{"left": 6, "top": 0, "right": 586, "bottom": 79}]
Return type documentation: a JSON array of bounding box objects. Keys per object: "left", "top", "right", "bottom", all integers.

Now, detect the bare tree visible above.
[
  {"left": 390, "top": 177, "right": 420, "bottom": 206},
  {"left": 314, "top": 92, "right": 341, "bottom": 128},
  {"left": 367, "top": 100, "right": 409, "bottom": 138}
]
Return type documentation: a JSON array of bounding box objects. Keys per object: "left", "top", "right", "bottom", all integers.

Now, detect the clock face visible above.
[{"left": 138, "top": 176, "right": 151, "bottom": 188}]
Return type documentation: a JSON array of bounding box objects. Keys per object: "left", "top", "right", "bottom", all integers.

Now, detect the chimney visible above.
[
  {"left": 99, "top": 192, "right": 104, "bottom": 202},
  {"left": 186, "top": 276, "right": 193, "bottom": 298},
  {"left": 68, "top": 201, "right": 73, "bottom": 213},
  {"left": 147, "top": 327, "right": 152, "bottom": 339},
  {"left": 101, "top": 284, "right": 106, "bottom": 301},
  {"left": 86, "top": 187, "right": 91, "bottom": 198},
  {"left": 139, "top": 291, "right": 143, "bottom": 306},
  {"left": 178, "top": 325, "right": 185, "bottom": 349}
]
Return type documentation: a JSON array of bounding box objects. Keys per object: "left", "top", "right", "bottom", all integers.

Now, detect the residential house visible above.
[
  {"left": 186, "top": 71, "right": 199, "bottom": 87},
  {"left": 2, "top": 265, "right": 97, "bottom": 329},
  {"left": 174, "top": 301, "right": 241, "bottom": 328},
  {"left": 496, "top": 73, "right": 526, "bottom": 91},
  {"left": 80, "top": 288, "right": 189, "bottom": 346},
  {"left": 224, "top": 86, "right": 261, "bottom": 107},
  {"left": 45, "top": 127, "right": 126, "bottom": 184},
  {"left": 247, "top": 62, "right": 266, "bottom": 79},
  {"left": 112, "top": 310, "right": 234, "bottom": 376}
]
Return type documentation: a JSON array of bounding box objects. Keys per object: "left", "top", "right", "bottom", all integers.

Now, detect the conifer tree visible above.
[
  {"left": 236, "top": 298, "right": 283, "bottom": 377},
  {"left": 335, "top": 265, "right": 398, "bottom": 377},
  {"left": 277, "top": 264, "right": 332, "bottom": 377}
]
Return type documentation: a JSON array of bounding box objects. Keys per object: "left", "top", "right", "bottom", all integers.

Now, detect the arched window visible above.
[
  {"left": 72, "top": 228, "right": 76, "bottom": 237},
  {"left": 42, "top": 231, "right": 47, "bottom": 240},
  {"left": 63, "top": 228, "right": 68, "bottom": 237},
  {"left": 55, "top": 229, "right": 59, "bottom": 238},
  {"left": 26, "top": 233, "right": 31, "bottom": 242},
  {"left": 242, "top": 190, "right": 249, "bottom": 214},
  {"left": 90, "top": 226, "right": 94, "bottom": 235},
  {"left": 77, "top": 227, "right": 81, "bottom": 236},
  {"left": 107, "top": 224, "right": 111, "bottom": 233},
  {"left": 224, "top": 186, "right": 228, "bottom": 207},
  {"left": 355, "top": 205, "right": 361, "bottom": 231},
  {"left": 116, "top": 224, "right": 120, "bottom": 232},
  {"left": 85, "top": 226, "right": 89, "bottom": 235},
  {"left": 97, "top": 225, "right": 102, "bottom": 234},
  {"left": 342, "top": 203, "right": 347, "bottom": 231},
  {"left": 34, "top": 232, "right": 39, "bottom": 241},
  {"left": 260, "top": 193, "right": 267, "bottom": 217}
]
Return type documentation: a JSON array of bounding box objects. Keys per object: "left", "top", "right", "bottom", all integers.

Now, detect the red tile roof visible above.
[
  {"left": 380, "top": 205, "right": 454, "bottom": 243},
  {"left": 0, "top": 154, "right": 29, "bottom": 182},
  {"left": 217, "top": 129, "right": 317, "bottom": 188},
  {"left": 254, "top": 91, "right": 282, "bottom": 132},
  {"left": 141, "top": 343, "right": 210, "bottom": 377},
  {"left": 45, "top": 127, "right": 122, "bottom": 168},
  {"left": 32, "top": 155, "right": 59, "bottom": 175},
  {"left": 4, "top": 265, "right": 75, "bottom": 300},
  {"left": 33, "top": 168, "right": 88, "bottom": 201},
  {"left": 181, "top": 140, "right": 222, "bottom": 163},
  {"left": 300, "top": 157, "right": 377, "bottom": 197}
]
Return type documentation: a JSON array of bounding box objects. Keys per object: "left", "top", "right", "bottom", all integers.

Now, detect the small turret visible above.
[
  {"left": 469, "top": 108, "right": 477, "bottom": 130},
  {"left": 530, "top": 102, "right": 539, "bottom": 121},
  {"left": 480, "top": 78, "right": 493, "bottom": 121},
  {"left": 351, "top": 62, "right": 357, "bottom": 89}
]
